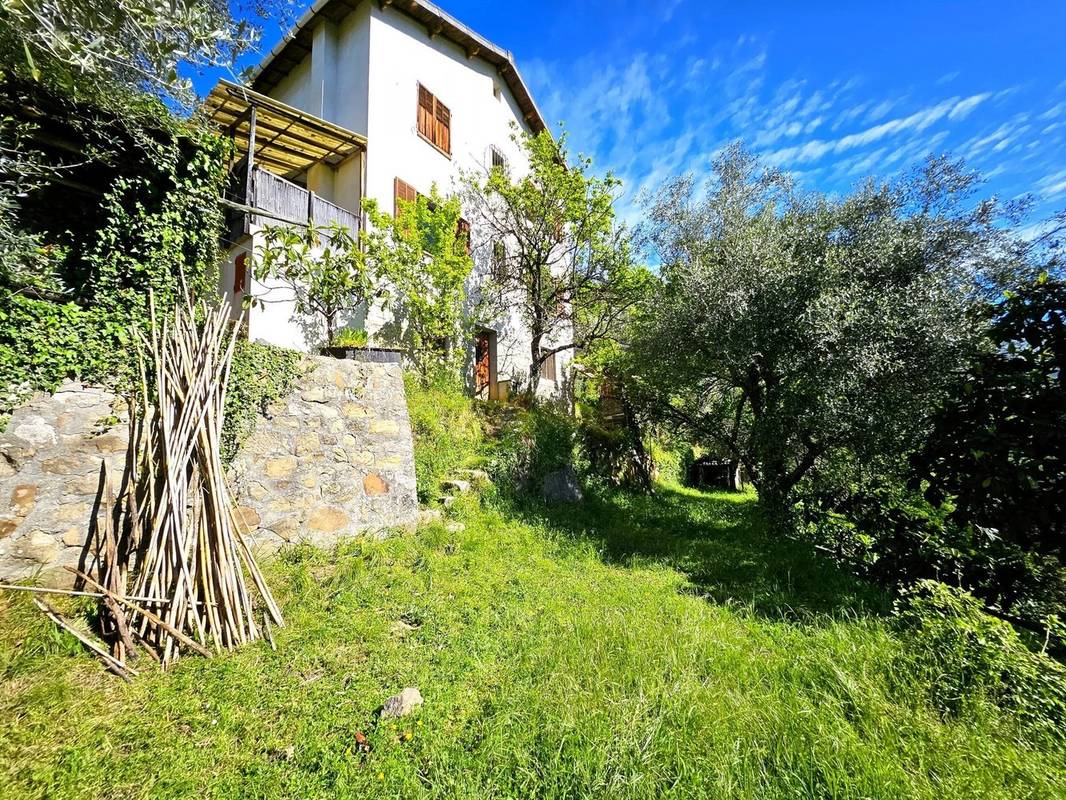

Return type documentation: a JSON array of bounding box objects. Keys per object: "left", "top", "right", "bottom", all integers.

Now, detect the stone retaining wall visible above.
[
  {"left": 0, "top": 355, "right": 418, "bottom": 585},
  {"left": 228, "top": 356, "right": 418, "bottom": 551}
]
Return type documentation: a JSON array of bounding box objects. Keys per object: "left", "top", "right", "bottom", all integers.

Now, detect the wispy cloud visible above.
[{"left": 523, "top": 25, "right": 1064, "bottom": 227}]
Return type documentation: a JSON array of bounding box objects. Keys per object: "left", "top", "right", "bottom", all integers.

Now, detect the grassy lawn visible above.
[{"left": 1, "top": 486, "right": 1063, "bottom": 799}]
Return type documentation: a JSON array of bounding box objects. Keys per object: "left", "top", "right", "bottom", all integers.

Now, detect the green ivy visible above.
[
  {"left": 0, "top": 120, "right": 228, "bottom": 420},
  {"left": 222, "top": 340, "right": 303, "bottom": 464},
  {"left": 0, "top": 293, "right": 132, "bottom": 415}
]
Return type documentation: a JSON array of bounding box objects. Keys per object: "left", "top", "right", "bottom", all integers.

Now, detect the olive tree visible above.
[
  {"left": 462, "top": 129, "right": 646, "bottom": 398},
  {"left": 627, "top": 145, "right": 1026, "bottom": 527}
]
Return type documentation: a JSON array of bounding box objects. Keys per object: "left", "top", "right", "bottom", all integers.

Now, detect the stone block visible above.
[
  {"left": 370, "top": 419, "right": 399, "bottom": 435},
  {"left": 265, "top": 457, "right": 297, "bottom": 479},
  {"left": 308, "top": 506, "right": 349, "bottom": 533},
  {"left": 9, "top": 484, "right": 37, "bottom": 517},
  {"left": 363, "top": 473, "right": 389, "bottom": 496}
]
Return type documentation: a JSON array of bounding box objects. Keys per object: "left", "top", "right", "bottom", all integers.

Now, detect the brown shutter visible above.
[
  {"left": 417, "top": 84, "right": 434, "bottom": 140},
  {"left": 435, "top": 99, "right": 451, "bottom": 154},
  {"left": 456, "top": 217, "right": 471, "bottom": 255},
  {"left": 394, "top": 177, "right": 417, "bottom": 215},
  {"left": 233, "top": 252, "right": 247, "bottom": 293},
  {"left": 540, "top": 350, "right": 557, "bottom": 382}
]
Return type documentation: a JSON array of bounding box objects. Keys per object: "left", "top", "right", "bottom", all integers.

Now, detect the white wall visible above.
[{"left": 247, "top": 1, "right": 572, "bottom": 398}]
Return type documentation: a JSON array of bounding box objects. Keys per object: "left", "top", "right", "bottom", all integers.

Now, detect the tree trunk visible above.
[{"left": 528, "top": 331, "right": 542, "bottom": 400}]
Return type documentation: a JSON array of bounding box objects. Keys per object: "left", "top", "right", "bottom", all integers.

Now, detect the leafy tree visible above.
[
  {"left": 253, "top": 222, "right": 382, "bottom": 347},
  {"left": 911, "top": 274, "right": 1065, "bottom": 611},
  {"left": 362, "top": 186, "right": 474, "bottom": 380},
  {"left": 0, "top": 0, "right": 288, "bottom": 109},
  {"left": 462, "top": 129, "right": 646, "bottom": 397},
  {"left": 627, "top": 146, "right": 1023, "bottom": 527}
]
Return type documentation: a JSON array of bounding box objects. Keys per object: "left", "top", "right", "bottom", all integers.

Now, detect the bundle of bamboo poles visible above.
[
  {"left": 8, "top": 296, "right": 286, "bottom": 675},
  {"left": 102, "top": 296, "right": 285, "bottom": 669}
]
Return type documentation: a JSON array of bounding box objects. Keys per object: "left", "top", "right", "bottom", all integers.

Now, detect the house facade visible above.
[{"left": 208, "top": 0, "right": 572, "bottom": 400}]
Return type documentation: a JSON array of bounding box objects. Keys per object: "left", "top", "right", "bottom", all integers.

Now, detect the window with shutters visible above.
[
  {"left": 417, "top": 83, "right": 451, "bottom": 156},
  {"left": 539, "top": 350, "right": 557, "bottom": 382},
  {"left": 394, "top": 177, "right": 418, "bottom": 215}
]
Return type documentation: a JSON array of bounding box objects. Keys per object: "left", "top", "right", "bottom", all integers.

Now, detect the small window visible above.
[
  {"left": 394, "top": 177, "right": 418, "bottom": 215},
  {"left": 539, "top": 350, "right": 557, "bottom": 382},
  {"left": 233, "top": 252, "right": 248, "bottom": 293},
  {"left": 456, "top": 218, "right": 471, "bottom": 255},
  {"left": 491, "top": 240, "right": 506, "bottom": 279},
  {"left": 417, "top": 83, "right": 451, "bottom": 155},
  {"left": 491, "top": 146, "right": 506, "bottom": 170}
]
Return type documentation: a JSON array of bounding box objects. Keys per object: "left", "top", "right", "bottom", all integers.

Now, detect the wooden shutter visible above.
[
  {"left": 417, "top": 84, "right": 434, "bottom": 141},
  {"left": 394, "top": 177, "right": 417, "bottom": 215},
  {"left": 539, "top": 350, "right": 557, "bottom": 382},
  {"left": 435, "top": 99, "right": 451, "bottom": 154}
]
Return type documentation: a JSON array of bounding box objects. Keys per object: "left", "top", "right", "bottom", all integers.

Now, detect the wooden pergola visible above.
[{"left": 203, "top": 79, "right": 367, "bottom": 179}]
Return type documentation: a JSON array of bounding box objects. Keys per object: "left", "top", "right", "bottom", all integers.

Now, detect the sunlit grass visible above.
[{"left": 1, "top": 488, "right": 1062, "bottom": 799}]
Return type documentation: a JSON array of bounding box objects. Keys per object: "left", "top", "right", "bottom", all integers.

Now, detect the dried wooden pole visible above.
[{"left": 32, "top": 597, "right": 136, "bottom": 682}]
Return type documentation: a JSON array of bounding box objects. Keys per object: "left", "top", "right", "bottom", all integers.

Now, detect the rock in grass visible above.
[
  {"left": 542, "top": 466, "right": 583, "bottom": 504},
  {"left": 441, "top": 479, "right": 472, "bottom": 495},
  {"left": 381, "top": 687, "right": 423, "bottom": 718}
]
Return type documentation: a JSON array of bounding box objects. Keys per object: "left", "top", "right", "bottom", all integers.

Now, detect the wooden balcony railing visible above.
[{"left": 250, "top": 166, "right": 360, "bottom": 234}]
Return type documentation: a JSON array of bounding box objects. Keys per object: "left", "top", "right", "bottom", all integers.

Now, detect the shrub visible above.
[
  {"left": 0, "top": 293, "right": 131, "bottom": 419},
  {"left": 331, "top": 328, "right": 369, "bottom": 349},
  {"left": 894, "top": 580, "right": 1066, "bottom": 742},
  {"left": 484, "top": 404, "right": 576, "bottom": 497},
  {"left": 405, "top": 371, "right": 482, "bottom": 502}
]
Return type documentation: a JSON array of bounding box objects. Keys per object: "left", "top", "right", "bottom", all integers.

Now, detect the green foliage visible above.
[
  {"left": 86, "top": 129, "right": 228, "bottom": 317},
  {"left": 462, "top": 128, "right": 650, "bottom": 397},
  {"left": 0, "top": 120, "right": 228, "bottom": 414},
  {"left": 404, "top": 371, "right": 483, "bottom": 502},
  {"left": 629, "top": 146, "right": 1025, "bottom": 527},
  {"left": 483, "top": 404, "right": 577, "bottom": 496},
  {"left": 363, "top": 187, "right": 474, "bottom": 379},
  {"left": 0, "top": 293, "right": 132, "bottom": 418},
  {"left": 0, "top": 0, "right": 267, "bottom": 111},
  {"left": 221, "top": 340, "right": 303, "bottom": 464},
  {"left": 895, "top": 580, "right": 1066, "bottom": 742},
  {"left": 911, "top": 275, "right": 1066, "bottom": 614},
  {"left": 254, "top": 222, "right": 382, "bottom": 347},
  {"left": 331, "top": 327, "right": 369, "bottom": 348}
]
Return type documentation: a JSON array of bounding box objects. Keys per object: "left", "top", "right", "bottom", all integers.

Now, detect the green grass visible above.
[{"left": 1, "top": 486, "right": 1063, "bottom": 799}]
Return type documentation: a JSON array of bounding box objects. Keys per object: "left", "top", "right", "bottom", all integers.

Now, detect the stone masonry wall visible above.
[
  {"left": 228, "top": 356, "right": 418, "bottom": 551},
  {"left": 0, "top": 355, "right": 418, "bottom": 584},
  {"left": 0, "top": 382, "right": 129, "bottom": 585}
]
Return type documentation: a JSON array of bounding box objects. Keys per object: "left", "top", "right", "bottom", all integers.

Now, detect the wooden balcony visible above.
[
  {"left": 205, "top": 79, "right": 366, "bottom": 241},
  {"left": 249, "top": 166, "right": 360, "bottom": 233}
]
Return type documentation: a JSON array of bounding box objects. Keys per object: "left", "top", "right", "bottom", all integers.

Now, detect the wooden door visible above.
[{"left": 474, "top": 332, "right": 491, "bottom": 395}]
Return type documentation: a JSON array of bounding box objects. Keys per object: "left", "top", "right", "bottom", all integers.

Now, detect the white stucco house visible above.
[{"left": 205, "top": 0, "right": 572, "bottom": 400}]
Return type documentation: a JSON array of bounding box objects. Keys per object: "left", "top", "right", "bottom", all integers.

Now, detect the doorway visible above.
[{"left": 473, "top": 329, "right": 497, "bottom": 400}]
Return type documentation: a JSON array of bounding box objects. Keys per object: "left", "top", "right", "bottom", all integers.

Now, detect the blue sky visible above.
[{"left": 208, "top": 0, "right": 1066, "bottom": 229}]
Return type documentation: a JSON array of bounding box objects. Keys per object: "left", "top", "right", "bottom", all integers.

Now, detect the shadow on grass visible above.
[{"left": 519, "top": 484, "right": 888, "bottom": 621}]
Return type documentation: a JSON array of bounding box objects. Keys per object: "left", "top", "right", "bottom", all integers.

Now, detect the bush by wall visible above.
[{"left": 222, "top": 340, "right": 304, "bottom": 464}]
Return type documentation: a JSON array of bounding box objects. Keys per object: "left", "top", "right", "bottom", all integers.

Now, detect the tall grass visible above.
[{"left": 1, "top": 486, "right": 1062, "bottom": 798}]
